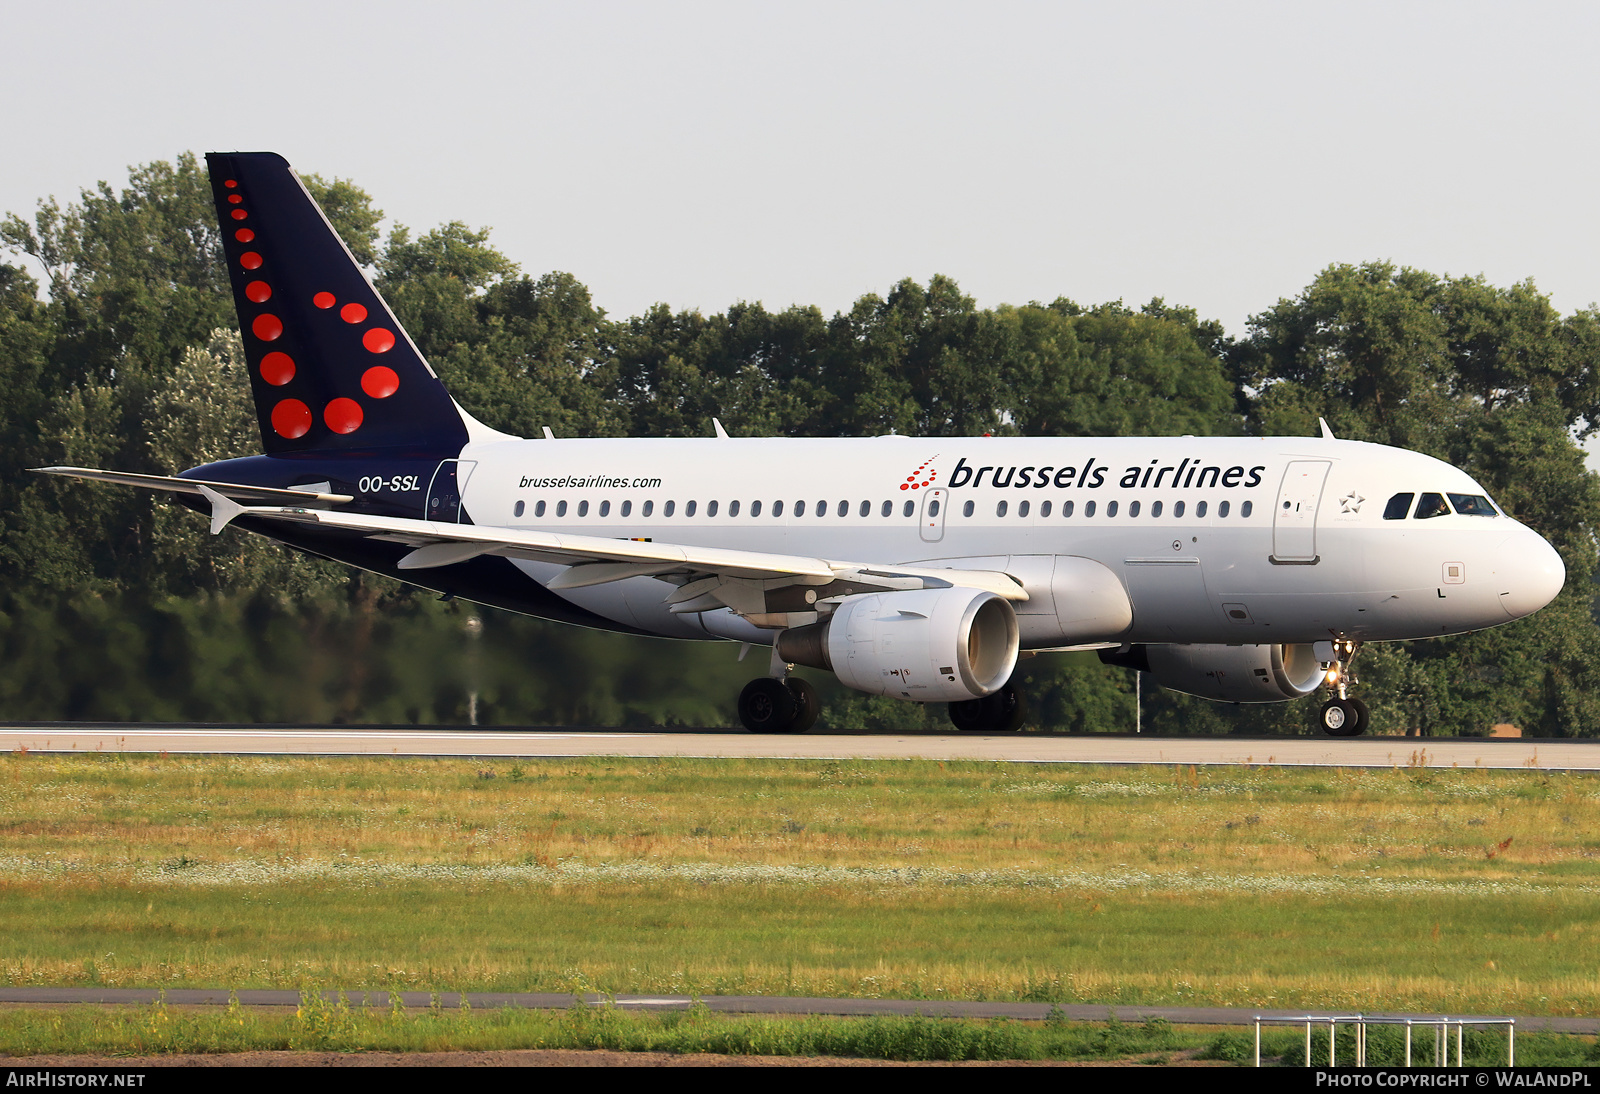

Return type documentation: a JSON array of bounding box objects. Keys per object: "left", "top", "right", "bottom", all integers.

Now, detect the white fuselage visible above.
[{"left": 448, "top": 434, "right": 1565, "bottom": 649}]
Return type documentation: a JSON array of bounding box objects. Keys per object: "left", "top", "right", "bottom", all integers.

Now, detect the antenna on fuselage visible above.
[
  {"left": 1318, "top": 417, "right": 1336, "bottom": 440},
  {"left": 713, "top": 418, "right": 730, "bottom": 439}
]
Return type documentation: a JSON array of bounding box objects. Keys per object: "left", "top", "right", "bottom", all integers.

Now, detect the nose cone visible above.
[{"left": 1498, "top": 528, "right": 1565, "bottom": 619}]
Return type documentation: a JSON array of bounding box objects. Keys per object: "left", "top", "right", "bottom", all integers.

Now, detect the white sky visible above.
[{"left": 4, "top": 0, "right": 1599, "bottom": 339}]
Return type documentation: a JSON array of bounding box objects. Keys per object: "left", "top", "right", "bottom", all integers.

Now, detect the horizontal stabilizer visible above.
[{"left": 31, "top": 466, "right": 353, "bottom": 505}]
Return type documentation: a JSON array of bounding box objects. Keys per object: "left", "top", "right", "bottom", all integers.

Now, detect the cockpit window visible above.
[
  {"left": 1413, "top": 492, "right": 1450, "bottom": 519},
  {"left": 1383, "top": 493, "right": 1413, "bottom": 520},
  {"left": 1447, "top": 493, "right": 1496, "bottom": 517}
]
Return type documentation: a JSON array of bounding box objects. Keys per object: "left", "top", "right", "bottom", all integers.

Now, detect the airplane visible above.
[{"left": 34, "top": 152, "right": 1567, "bottom": 737}]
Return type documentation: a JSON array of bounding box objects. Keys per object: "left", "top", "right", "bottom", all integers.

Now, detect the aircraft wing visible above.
[
  {"left": 195, "top": 488, "right": 1027, "bottom": 604},
  {"left": 32, "top": 464, "right": 1026, "bottom": 609}
]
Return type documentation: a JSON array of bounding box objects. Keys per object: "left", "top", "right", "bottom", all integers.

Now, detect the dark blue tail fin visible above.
[{"left": 206, "top": 152, "right": 468, "bottom": 456}]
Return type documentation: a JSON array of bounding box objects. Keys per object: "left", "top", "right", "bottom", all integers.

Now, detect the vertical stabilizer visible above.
[{"left": 206, "top": 152, "right": 469, "bottom": 455}]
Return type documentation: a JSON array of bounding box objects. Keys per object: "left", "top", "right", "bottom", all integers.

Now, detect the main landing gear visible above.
[
  {"left": 1318, "top": 639, "right": 1368, "bottom": 737},
  {"left": 738, "top": 675, "right": 820, "bottom": 733},
  {"left": 948, "top": 679, "right": 1027, "bottom": 733}
]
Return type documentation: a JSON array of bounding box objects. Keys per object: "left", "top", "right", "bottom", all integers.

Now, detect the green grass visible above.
[
  {"left": 1, "top": 753, "right": 1598, "bottom": 1017},
  {"left": 0, "top": 996, "right": 1591, "bottom": 1065}
]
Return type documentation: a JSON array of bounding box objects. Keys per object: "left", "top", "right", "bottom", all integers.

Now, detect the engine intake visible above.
[
  {"left": 1103, "top": 642, "right": 1325, "bottom": 703},
  {"left": 777, "top": 587, "right": 1019, "bottom": 702}
]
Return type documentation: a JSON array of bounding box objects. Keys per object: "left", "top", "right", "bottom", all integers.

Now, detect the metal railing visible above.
[{"left": 1253, "top": 1013, "right": 1515, "bottom": 1067}]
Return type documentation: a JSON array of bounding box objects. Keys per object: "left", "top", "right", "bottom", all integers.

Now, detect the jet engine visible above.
[
  {"left": 1104, "top": 643, "right": 1325, "bottom": 703},
  {"left": 776, "top": 587, "right": 1019, "bottom": 702}
]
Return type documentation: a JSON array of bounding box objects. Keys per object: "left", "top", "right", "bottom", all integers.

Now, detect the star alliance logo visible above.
[{"left": 1339, "top": 492, "right": 1365, "bottom": 513}]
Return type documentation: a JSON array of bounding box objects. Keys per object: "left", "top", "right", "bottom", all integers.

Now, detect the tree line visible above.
[{"left": 2, "top": 153, "right": 1597, "bottom": 735}]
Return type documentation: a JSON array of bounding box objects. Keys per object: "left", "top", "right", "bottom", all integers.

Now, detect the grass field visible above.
[{"left": 0, "top": 751, "right": 1597, "bottom": 1018}]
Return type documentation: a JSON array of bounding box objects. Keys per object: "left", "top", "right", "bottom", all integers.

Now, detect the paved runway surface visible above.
[
  {"left": 0, "top": 987, "right": 1583, "bottom": 1034},
  {"left": 0, "top": 723, "right": 1594, "bottom": 769}
]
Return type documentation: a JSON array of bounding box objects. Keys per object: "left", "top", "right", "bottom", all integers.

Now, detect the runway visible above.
[
  {"left": 0, "top": 987, "right": 1589, "bottom": 1034},
  {"left": 1, "top": 723, "right": 1594, "bottom": 769}
]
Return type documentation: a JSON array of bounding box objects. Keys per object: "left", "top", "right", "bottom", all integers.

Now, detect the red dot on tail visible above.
[
  {"left": 245, "top": 280, "right": 271, "bottom": 303},
  {"left": 362, "top": 328, "right": 396, "bottom": 354},
  {"left": 260, "top": 352, "right": 295, "bottom": 386},
  {"left": 324, "top": 398, "right": 363, "bottom": 434},
  {"left": 239, "top": 252, "right": 262, "bottom": 270},
  {"left": 271, "top": 399, "right": 311, "bottom": 439},
  {"left": 340, "top": 303, "right": 368, "bottom": 324},
  {"left": 228, "top": 194, "right": 243, "bottom": 205},
  {"left": 224, "top": 180, "right": 238, "bottom": 188},
  {"left": 234, "top": 228, "right": 255, "bottom": 243},
  {"left": 313, "top": 291, "right": 336, "bottom": 309},
  {"left": 231, "top": 209, "right": 248, "bottom": 220},
  {"left": 361, "top": 366, "right": 400, "bottom": 398},
  {"left": 251, "top": 314, "right": 283, "bottom": 341}
]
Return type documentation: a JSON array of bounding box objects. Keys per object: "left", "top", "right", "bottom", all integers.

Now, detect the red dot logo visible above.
[
  {"left": 313, "top": 291, "right": 336, "bottom": 309},
  {"left": 324, "top": 398, "right": 364, "bottom": 434},
  {"left": 251, "top": 314, "right": 283, "bottom": 341},
  {"left": 228, "top": 194, "right": 243, "bottom": 205},
  {"left": 361, "top": 365, "right": 399, "bottom": 398},
  {"left": 260, "top": 352, "right": 295, "bottom": 386},
  {"left": 271, "top": 399, "right": 312, "bottom": 439},
  {"left": 224, "top": 180, "right": 238, "bottom": 189},
  {"left": 362, "top": 328, "right": 396, "bottom": 354},
  {"left": 340, "top": 303, "right": 368, "bottom": 324},
  {"left": 239, "top": 252, "right": 262, "bottom": 270},
  {"left": 245, "top": 281, "right": 272, "bottom": 303},
  {"left": 231, "top": 209, "right": 248, "bottom": 220},
  {"left": 234, "top": 228, "right": 255, "bottom": 243}
]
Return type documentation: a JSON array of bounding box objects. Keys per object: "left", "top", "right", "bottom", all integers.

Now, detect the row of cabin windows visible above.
[
  {"left": 511, "top": 498, "right": 923, "bottom": 519},
  {"left": 510, "top": 496, "right": 1254, "bottom": 520},
  {"left": 1382, "top": 492, "right": 1498, "bottom": 520},
  {"left": 968, "top": 497, "right": 1252, "bottom": 520}
]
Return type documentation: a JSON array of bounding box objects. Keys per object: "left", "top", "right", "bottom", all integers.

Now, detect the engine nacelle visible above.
[
  {"left": 777, "top": 587, "right": 1019, "bottom": 702},
  {"left": 1141, "top": 643, "right": 1325, "bottom": 703}
]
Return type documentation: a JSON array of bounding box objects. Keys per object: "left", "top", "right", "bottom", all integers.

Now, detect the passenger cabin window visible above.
[
  {"left": 1218, "top": 500, "right": 1230, "bottom": 518},
  {"left": 514, "top": 500, "right": 525, "bottom": 517},
  {"left": 859, "top": 500, "right": 870, "bottom": 517},
  {"left": 708, "top": 500, "right": 720, "bottom": 517},
  {"left": 1414, "top": 492, "right": 1449, "bottom": 519},
  {"left": 1241, "top": 500, "right": 1252, "bottom": 518},
  {"left": 685, "top": 500, "right": 696, "bottom": 517},
  {"left": 535, "top": 500, "right": 546, "bottom": 517},
  {"left": 1085, "top": 500, "right": 1096, "bottom": 517},
  {"left": 1128, "top": 500, "right": 1140, "bottom": 518},
  {"left": 1384, "top": 493, "right": 1414, "bottom": 520},
  {"left": 903, "top": 499, "right": 914, "bottom": 517},
  {"left": 1018, "top": 500, "right": 1030, "bottom": 518},
  {"left": 556, "top": 500, "right": 568, "bottom": 517},
  {"left": 773, "top": 500, "right": 784, "bottom": 517},
  {"left": 1151, "top": 500, "right": 1162, "bottom": 518},
  {"left": 599, "top": 500, "right": 610, "bottom": 517},
  {"left": 1173, "top": 500, "right": 1184, "bottom": 518},
  {"left": 664, "top": 500, "right": 675, "bottom": 517},
  {"left": 621, "top": 500, "right": 632, "bottom": 517},
  {"left": 1195, "top": 500, "right": 1207, "bottom": 518},
  {"left": 996, "top": 500, "right": 1009, "bottom": 518},
  {"left": 1448, "top": 493, "right": 1496, "bottom": 517},
  {"left": 729, "top": 500, "right": 740, "bottom": 517},
  {"left": 962, "top": 500, "right": 975, "bottom": 517},
  {"left": 577, "top": 500, "right": 589, "bottom": 517},
  {"left": 837, "top": 500, "right": 848, "bottom": 517},
  {"left": 1041, "top": 500, "right": 1052, "bottom": 517},
  {"left": 643, "top": 500, "right": 653, "bottom": 517},
  {"left": 795, "top": 500, "right": 806, "bottom": 517},
  {"left": 929, "top": 499, "right": 941, "bottom": 516},
  {"left": 881, "top": 500, "right": 892, "bottom": 517},
  {"left": 1063, "top": 500, "right": 1074, "bottom": 517},
  {"left": 1107, "top": 500, "right": 1119, "bottom": 517}
]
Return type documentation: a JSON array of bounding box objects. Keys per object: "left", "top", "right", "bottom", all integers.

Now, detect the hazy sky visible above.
[{"left": 4, "top": 0, "right": 1598, "bottom": 337}]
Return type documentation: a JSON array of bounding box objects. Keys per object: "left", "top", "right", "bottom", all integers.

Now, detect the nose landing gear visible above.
[{"left": 1318, "top": 639, "right": 1368, "bottom": 737}]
